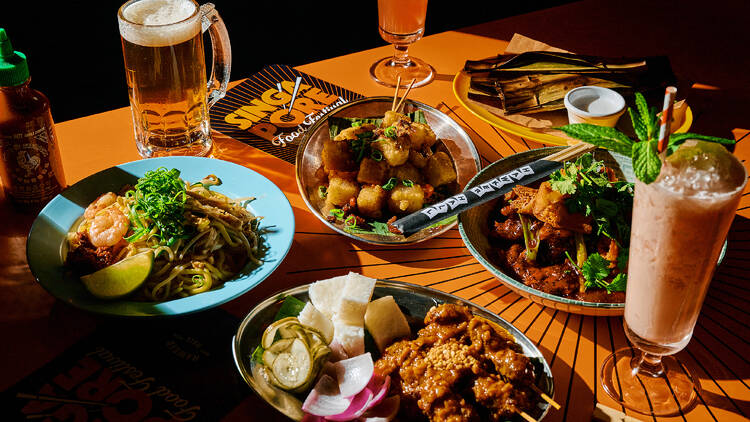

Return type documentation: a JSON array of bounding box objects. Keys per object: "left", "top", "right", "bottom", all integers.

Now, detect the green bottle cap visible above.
[{"left": 0, "top": 28, "right": 30, "bottom": 87}]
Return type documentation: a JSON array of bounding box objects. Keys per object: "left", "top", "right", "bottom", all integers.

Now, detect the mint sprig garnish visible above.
[
  {"left": 631, "top": 140, "right": 661, "bottom": 184},
  {"left": 559, "top": 92, "right": 735, "bottom": 184},
  {"left": 558, "top": 124, "right": 633, "bottom": 156}
]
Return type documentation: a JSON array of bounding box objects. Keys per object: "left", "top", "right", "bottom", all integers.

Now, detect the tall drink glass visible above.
[
  {"left": 370, "top": 0, "right": 433, "bottom": 88},
  {"left": 118, "top": 0, "right": 231, "bottom": 158},
  {"left": 601, "top": 141, "right": 747, "bottom": 416}
]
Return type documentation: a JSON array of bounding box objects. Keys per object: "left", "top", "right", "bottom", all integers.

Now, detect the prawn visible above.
[
  {"left": 89, "top": 206, "right": 130, "bottom": 248},
  {"left": 84, "top": 192, "right": 118, "bottom": 220}
]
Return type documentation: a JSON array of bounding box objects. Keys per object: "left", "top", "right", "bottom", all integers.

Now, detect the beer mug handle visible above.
[{"left": 199, "top": 3, "right": 231, "bottom": 107}]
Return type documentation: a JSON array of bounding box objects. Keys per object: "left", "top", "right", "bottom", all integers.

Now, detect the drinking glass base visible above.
[
  {"left": 369, "top": 56, "right": 434, "bottom": 88},
  {"left": 601, "top": 347, "right": 699, "bottom": 416},
  {"left": 136, "top": 135, "right": 213, "bottom": 158}
]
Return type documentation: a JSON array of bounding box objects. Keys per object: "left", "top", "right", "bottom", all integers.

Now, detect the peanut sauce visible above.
[{"left": 375, "top": 304, "right": 539, "bottom": 421}]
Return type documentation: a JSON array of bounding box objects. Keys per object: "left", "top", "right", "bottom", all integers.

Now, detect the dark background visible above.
[{"left": 1, "top": 0, "right": 573, "bottom": 123}]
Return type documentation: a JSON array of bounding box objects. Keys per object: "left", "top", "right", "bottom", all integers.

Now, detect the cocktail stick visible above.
[{"left": 394, "top": 78, "right": 416, "bottom": 113}]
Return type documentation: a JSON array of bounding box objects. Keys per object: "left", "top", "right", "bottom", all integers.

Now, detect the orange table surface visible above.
[{"left": 2, "top": 1, "right": 750, "bottom": 421}]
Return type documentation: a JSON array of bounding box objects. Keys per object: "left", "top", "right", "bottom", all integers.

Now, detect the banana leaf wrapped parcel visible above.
[{"left": 464, "top": 52, "right": 677, "bottom": 114}]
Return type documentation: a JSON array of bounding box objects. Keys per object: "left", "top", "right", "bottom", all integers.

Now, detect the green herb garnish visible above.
[
  {"left": 318, "top": 186, "right": 327, "bottom": 198},
  {"left": 384, "top": 126, "right": 397, "bottom": 138},
  {"left": 344, "top": 215, "right": 357, "bottom": 227},
  {"left": 549, "top": 153, "right": 634, "bottom": 245},
  {"left": 329, "top": 208, "right": 345, "bottom": 219},
  {"left": 344, "top": 221, "right": 393, "bottom": 236},
  {"left": 274, "top": 295, "right": 306, "bottom": 321},
  {"left": 350, "top": 131, "right": 375, "bottom": 163},
  {"left": 382, "top": 177, "right": 398, "bottom": 190},
  {"left": 126, "top": 167, "right": 187, "bottom": 246},
  {"left": 518, "top": 214, "right": 540, "bottom": 263},
  {"left": 559, "top": 92, "right": 735, "bottom": 184},
  {"left": 580, "top": 253, "right": 626, "bottom": 293},
  {"left": 402, "top": 179, "right": 414, "bottom": 187},
  {"left": 371, "top": 149, "right": 383, "bottom": 162}
]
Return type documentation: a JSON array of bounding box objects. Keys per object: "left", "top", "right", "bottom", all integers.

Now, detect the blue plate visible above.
[{"left": 26, "top": 157, "right": 295, "bottom": 317}]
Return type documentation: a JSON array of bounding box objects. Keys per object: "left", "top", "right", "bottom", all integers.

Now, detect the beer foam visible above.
[{"left": 119, "top": 0, "right": 199, "bottom": 47}]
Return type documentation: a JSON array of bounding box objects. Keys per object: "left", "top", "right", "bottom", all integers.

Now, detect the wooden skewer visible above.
[
  {"left": 516, "top": 408, "right": 537, "bottom": 422},
  {"left": 530, "top": 384, "right": 561, "bottom": 410},
  {"left": 394, "top": 78, "right": 416, "bottom": 113},
  {"left": 391, "top": 75, "right": 402, "bottom": 111}
]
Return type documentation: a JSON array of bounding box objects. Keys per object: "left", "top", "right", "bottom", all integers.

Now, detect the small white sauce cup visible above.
[{"left": 564, "top": 86, "right": 626, "bottom": 127}]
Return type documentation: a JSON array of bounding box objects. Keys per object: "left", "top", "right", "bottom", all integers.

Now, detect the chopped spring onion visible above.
[
  {"left": 381, "top": 178, "right": 397, "bottom": 191},
  {"left": 329, "top": 208, "right": 345, "bottom": 219}
]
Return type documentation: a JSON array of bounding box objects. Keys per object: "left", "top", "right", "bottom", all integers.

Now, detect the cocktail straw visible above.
[{"left": 657, "top": 86, "right": 677, "bottom": 154}]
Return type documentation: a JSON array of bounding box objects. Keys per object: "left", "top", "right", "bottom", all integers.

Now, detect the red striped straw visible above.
[{"left": 657, "top": 86, "right": 677, "bottom": 153}]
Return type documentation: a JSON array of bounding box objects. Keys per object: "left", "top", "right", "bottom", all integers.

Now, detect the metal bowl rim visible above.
[
  {"left": 294, "top": 96, "right": 481, "bottom": 245},
  {"left": 232, "top": 278, "right": 554, "bottom": 421}
]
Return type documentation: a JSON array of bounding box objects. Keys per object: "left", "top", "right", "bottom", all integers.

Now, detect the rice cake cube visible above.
[
  {"left": 297, "top": 302, "right": 334, "bottom": 343},
  {"left": 364, "top": 296, "right": 411, "bottom": 352},
  {"left": 333, "top": 319, "right": 364, "bottom": 357},
  {"left": 357, "top": 157, "right": 389, "bottom": 185},
  {"left": 425, "top": 151, "right": 457, "bottom": 187},
  {"left": 387, "top": 184, "right": 424, "bottom": 214},
  {"left": 336, "top": 272, "right": 377, "bottom": 326},
  {"left": 327, "top": 177, "right": 360, "bottom": 207},
  {"left": 356, "top": 185, "right": 387, "bottom": 219},
  {"left": 372, "top": 138, "right": 409, "bottom": 167},
  {"left": 308, "top": 275, "right": 348, "bottom": 319},
  {"left": 322, "top": 138, "right": 357, "bottom": 172}
]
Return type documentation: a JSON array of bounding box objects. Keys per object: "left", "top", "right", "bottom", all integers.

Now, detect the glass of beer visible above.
[
  {"left": 370, "top": 0, "right": 433, "bottom": 88},
  {"left": 118, "top": 0, "right": 231, "bottom": 158}
]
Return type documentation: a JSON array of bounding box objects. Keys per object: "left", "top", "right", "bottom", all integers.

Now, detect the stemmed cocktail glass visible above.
[
  {"left": 370, "top": 0, "right": 433, "bottom": 88},
  {"left": 600, "top": 141, "right": 747, "bottom": 416}
]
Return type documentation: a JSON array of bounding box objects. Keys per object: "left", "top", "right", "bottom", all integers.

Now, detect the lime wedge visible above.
[{"left": 80, "top": 251, "right": 154, "bottom": 300}]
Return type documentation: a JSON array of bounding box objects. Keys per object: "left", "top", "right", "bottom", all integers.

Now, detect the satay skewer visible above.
[
  {"left": 391, "top": 75, "right": 402, "bottom": 111},
  {"left": 394, "top": 78, "right": 416, "bottom": 113},
  {"left": 497, "top": 372, "right": 561, "bottom": 413},
  {"left": 530, "top": 383, "right": 561, "bottom": 410},
  {"left": 516, "top": 408, "right": 537, "bottom": 422}
]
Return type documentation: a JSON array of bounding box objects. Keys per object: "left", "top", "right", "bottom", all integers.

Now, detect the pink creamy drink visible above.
[{"left": 624, "top": 141, "right": 746, "bottom": 354}]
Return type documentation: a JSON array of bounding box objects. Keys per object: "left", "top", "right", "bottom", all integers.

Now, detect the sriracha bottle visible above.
[{"left": 0, "top": 28, "right": 65, "bottom": 211}]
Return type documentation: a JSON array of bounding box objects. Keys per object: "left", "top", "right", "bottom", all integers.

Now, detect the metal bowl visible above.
[
  {"left": 458, "top": 147, "right": 727, "bottom": 316},
  {"left": 232, "top": 279, "right": 555, "bottom": 421},
  {"left": 295, "top": 96, "right": 481, "bottom": 245}
]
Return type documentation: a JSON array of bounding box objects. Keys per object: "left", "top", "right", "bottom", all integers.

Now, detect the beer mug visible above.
[{"left": 117, "top": 0, "right": 231, "bottom": 158}]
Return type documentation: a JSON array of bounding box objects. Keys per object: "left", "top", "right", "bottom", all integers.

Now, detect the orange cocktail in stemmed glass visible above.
[{"left": 370, "top": 0, "right": 433, "bottom": 88}]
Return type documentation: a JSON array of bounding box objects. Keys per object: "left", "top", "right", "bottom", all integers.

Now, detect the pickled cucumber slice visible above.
[
  {"left": 262, "top": 350, "right": 278, "bottom": 366},
  {"left": 266, "top": 338, "right": 295, "bottom": 353},
  {"left": 262, "top": 317, "right": 300, "bottom": 349},
  {"left": 270, "top": 338, "right": 313, "bottom": 390}
]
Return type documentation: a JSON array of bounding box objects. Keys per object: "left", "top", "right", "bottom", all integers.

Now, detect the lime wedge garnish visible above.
[{"left": 80, "top": 250, "right": 154, "bottom": 300}]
